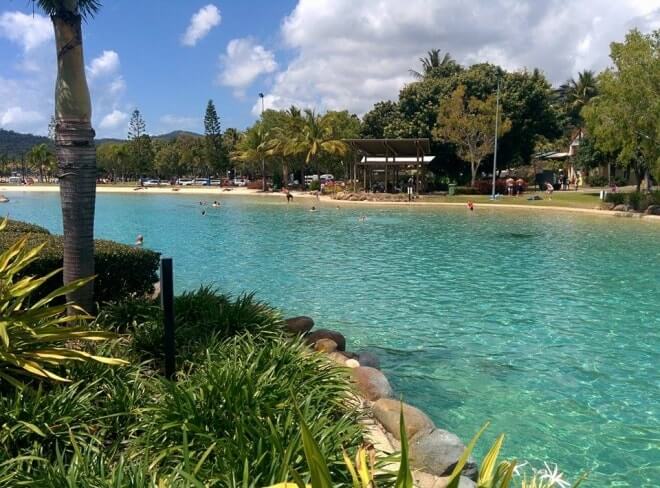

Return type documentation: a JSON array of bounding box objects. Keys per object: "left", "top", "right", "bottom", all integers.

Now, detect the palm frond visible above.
[{"left": 35, "top": 0, "right": 102, "bottom": 20}]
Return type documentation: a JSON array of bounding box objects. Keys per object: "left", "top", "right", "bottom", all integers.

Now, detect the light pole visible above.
[
  {"left": 259, "top": 93, "right": 265, "bottom": 191},
  {"left": 491, "top": 78, "right": 501, "bottom": 199}
]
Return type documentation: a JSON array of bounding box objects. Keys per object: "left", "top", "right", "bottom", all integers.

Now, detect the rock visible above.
[
  {"left": 613, "top": 204, "right": 631, "bottom": 212},
  {"left": 372, "top": 398, "right": 434, "bottom": 440},
  {"left": 351, "top": 366, "right": 393, "bottom": 401},
  {"left": 600, "top": 202, "right": 615, "bottom": 211},
  {"left": 357, "top": 351, "right": 380, "bottom": 369},
  {"left": 314, "top": 338, "right": 338, "bottom": 353},
  {"left": 413, "top": 471, "right": 476, "bottom": 488},
  {"left": 284, "top": 316, "right": 314, "bottom": 334},
  {"left": 645, "top": 204, "right": 660, "bottom": 215},
  {"left": 409, "top": 428, "right": 478, "bottom": 480},
  {"left": 305, "top": 329, "right": 346, "bottom": 351},
  {"left": 327, "top": 351, "right": 348, "bottom": 366},
  {"left": 345, "top": 358, "right": 361, "bottom": 368}
]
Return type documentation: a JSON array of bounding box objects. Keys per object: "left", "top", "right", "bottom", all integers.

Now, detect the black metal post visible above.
[{"left": 160, "top": 258, "right": 176, "bottom": 380}]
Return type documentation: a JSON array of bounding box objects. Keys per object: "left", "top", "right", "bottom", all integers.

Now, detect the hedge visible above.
[
  {"left": 1, "top": 222, "right": 160, "bottom": 303},
  {"left": 3, "top": 220, "right": 51, "bottom": 234}
]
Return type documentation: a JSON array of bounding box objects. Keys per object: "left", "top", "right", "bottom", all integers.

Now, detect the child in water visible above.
[{"left": 467, "top": 200, "right": 474, "bottom": 212}]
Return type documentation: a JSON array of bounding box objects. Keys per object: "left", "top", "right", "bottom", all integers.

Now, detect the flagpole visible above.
[{"left": 491, "top": 79, "right": 500, "bottom": 199}]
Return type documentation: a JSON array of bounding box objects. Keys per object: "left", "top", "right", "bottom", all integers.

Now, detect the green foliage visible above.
[
  {"left": 605, "top": 191, "right": 660, "bottom": 210},
  {"left": 586, "top": 174, "right": 608, "bottom": 187},
  {"left": 0, "top": 223, "right": 160, "bottom": 303},
  {"left": 309, "top": 179, "right": 321, "bottom": 191},
  {"left": 0, "top": 221, "right": 127, "bottom": 388},
  {"left": 583, "top": 29, "right": 659, "bottom": 183},
  {"left": 361, "top": 101, "right": 400, "bottom": 139},
  {"left": 133, "top": 335, "right": 362, "bottom": 486},
  {"left": 3, "top": 219, "right": 50, "bottom": 234},
  {"left": 204, "top": 99, "right": 227, "bottom": 175},
  {"left": 605, "top": 192, "right": 626, "bottom": 205}
]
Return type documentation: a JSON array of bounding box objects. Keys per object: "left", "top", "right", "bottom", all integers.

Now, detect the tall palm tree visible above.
[
  {"left": 409, "top": 49, "right": 458, "bottom": 79},
  {"left": 37, "top": 0, "right": 101, "bottom": 313},
  {"left": 232, "top": 124, "right": 270, "bottom": 189},
  {"left": 265, "top": 106, "right": 304, "bottom": 186},
  {"left": 26, "top": 143, "right": 54, "bottom": 182},
  {"left": 557, "top": 70, "right": 598, "bottom": 119},
  {"left": 287, "top": 109, "right": 348, "bottom": 185}
]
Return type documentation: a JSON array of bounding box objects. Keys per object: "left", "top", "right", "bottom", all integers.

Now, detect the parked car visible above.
[
  {"left": 176, "top": 178, "right": 193, "bottom": 186},
  {"left": 210, "top": 179, "right": 222, "bottom": 186},
  {"left": 8, "top": 176, "right": 22, "bottom": 184},
  {"left": 320, "top": 174, "right": 334, "bottom": 182},
  {"left": 233, "top": 177, "right": 248, "bottom": 187},
  {"left": 143, "top": 179, "right": 160, "bottom": 187},
  {"left": 193, "top": 178, "right": 210, "bottom": 186}
]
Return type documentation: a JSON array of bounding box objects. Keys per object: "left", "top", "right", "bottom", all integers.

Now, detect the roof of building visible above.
[{"left": 343, "top": 138, "right": 431, "bottom": 156}]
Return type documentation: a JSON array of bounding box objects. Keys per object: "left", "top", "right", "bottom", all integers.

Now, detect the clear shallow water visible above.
[{"left": 5, "top": 192, "right": 660, "bottom": 487}]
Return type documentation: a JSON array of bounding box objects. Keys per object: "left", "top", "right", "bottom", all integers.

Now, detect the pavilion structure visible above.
[{"left": 343, "top": 138, "right": 434, "bottom": 193}]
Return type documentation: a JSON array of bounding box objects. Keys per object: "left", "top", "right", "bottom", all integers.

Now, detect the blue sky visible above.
[{"left": 1, "top": 0, "right": 658, "bottom": 138}]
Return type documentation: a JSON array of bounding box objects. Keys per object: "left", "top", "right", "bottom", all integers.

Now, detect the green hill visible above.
[
  {"left": 0, "top": 129, "right": 52, "bottom": 158},
  {"left": 1, "top": 129, "right": 204, "bottom": 156}
]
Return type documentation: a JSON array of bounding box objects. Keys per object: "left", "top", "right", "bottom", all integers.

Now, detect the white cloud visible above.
[
  {"left": 87, "top": 50, "right": 120, "bottom": 79},
  {"left": 219, "top": 38, "right": 277, "bottom": 96},
  {"left": 0, "top": 11, "right": 52, "bottom": 51},
  {"left": 99, "top": 109, "right": 129, "bottom": 130},
  {"left": 182, "top": 4, "right": 221, "bottom": 47},
  {"left": 260, "top": 0, "right": 660, "bottom": 115},
  {"left": 0, "top": 106, "right": 45, "bottom": 128}
]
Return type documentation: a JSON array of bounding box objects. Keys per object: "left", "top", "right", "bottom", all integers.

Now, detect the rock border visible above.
[{"left": 284, "top": 317, "right": 478, "bottom": 488}]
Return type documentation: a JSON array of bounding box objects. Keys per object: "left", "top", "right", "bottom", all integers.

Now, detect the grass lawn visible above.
[{"left": 422, "top": 190, "right": 604, "bottom": 209}]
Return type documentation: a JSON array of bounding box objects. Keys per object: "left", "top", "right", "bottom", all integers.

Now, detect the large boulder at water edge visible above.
[
  {"left": 305, "top": 328, "right": 346, "bottom": 351},
  {"left": 357, "top": 351, "right": 381, "bottom": 369},
  {"left": 613, "top": 204, "right": 631, "bottom": 212},
  {"left": 284, "top": 316, "right": 315, "bottom": 334},
  {"left": 409, "top": 428, "right": 478, "bottom": 480},
  {"left": 645, "top": 204, "right": 660, "bottom": 215},
  {"left": 373, "top": 398, "right": 434, "bottom": 440},
  {"left": 351, "top": 366, "right": 393, "bottom": 401}
]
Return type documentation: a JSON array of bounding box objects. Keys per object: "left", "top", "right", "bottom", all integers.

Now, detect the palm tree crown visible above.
[
  {"left": 409, "top": 49, "right": 459, "bottom": 79},
  {"left": 36, "top": 0, "right": 101, "bottom": 19}
]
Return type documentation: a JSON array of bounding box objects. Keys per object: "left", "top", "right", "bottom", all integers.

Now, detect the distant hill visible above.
[
  {"left": 0, "top": 129, "right": 52, "bottom": 158},
  {"left": 1, "top": 128, "right": 204, "bottom": 156}
]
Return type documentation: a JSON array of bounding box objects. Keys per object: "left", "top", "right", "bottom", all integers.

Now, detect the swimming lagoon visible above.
[{"left": 5, "top": 192, "right": 660, "bottom": 486}]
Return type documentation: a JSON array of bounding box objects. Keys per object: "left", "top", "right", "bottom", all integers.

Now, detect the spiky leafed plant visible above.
[
  {"left": 35, "top": 0, "right": 101, "bottom": 314},
  {"left": 0, "top": 218, "right": 126, "bottom": 388}
]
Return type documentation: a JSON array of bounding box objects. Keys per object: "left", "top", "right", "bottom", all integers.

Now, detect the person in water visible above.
[
  {"left": 201, "top": 210, "right": 206, "bottom": 215},
  {"left": 212, "top": 200, "right": 220, "bottom": 207},
  {"left": 310, "top": 206, "right": 317, "bottom": 212},
  {"left": 286, "top": 191, "right": 293, "bottom": 202},
  {"left": 467, "top": 200, "right": 474, "bottom": 212},
  {"left": 135, "top": 234, "right": 144, "bottom": 247}
]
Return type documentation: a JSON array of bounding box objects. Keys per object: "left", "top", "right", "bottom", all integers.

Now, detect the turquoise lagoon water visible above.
[{"left": 5, "top": 192, "right": 660, "bottom": 486}]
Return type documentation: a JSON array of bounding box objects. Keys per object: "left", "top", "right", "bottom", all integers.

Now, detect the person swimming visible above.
[
  {"left": 201, "top": 210, "right": 206, "bottom": 215},
  {"left": 358, "top": 215, "right": 368, "bottom": 222},
  {"left": 467, "top": 200, "right": 474, "bottom": 212},
  {"left": 212, "top": 200, "right": 220, "bottom": 207},
  {"left": 310, "top": 206, "right": 317, "bottom": 212}
]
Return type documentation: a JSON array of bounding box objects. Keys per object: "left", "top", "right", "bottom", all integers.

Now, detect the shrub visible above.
[
  {"left": 4, "top": 219, "right": 50, "bottom": 234},
  {"left": 0, "top": 225, "right": 160, "bottom": 303},
  {"left": 586, "top": 174, "right": 608, "bottom": 187},
  {"left": 133, "top": 334, "right": 362, "bottom": 486},
  {"left": 605, "top": 192, "right": 625, "bottom": 205},
  {"left": 309, "top": 179, "right": 321, "bottom": 191},
  {"left": 111, "top": 286, "right": 283, "bottom": 363},
  {"left": 627, "top": 191, "right": 643, "bottom": 211},
  {"left": 454, "top": 186, "right": 480, "bottom": 195}
]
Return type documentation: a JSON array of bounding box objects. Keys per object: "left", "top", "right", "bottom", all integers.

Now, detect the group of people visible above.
[{"left": 505, "top": 177, "right": 526, "bottom": 197}]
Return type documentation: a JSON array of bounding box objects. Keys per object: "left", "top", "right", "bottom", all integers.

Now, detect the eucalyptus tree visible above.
[{"left": 36, "top": 0, "right": 101, "bottom": 313}]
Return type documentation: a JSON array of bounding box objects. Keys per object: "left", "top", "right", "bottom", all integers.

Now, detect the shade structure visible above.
[{"left": 343, "top": 138, "right": 432, "bottom": 193}]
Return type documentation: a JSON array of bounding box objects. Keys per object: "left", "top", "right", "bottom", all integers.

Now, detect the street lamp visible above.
[
  {"left": 491, "top": 78, "right": 501, "bottom": 200},
  {"left": 258, "top": 93, "right": 265, "bottom": 191}
]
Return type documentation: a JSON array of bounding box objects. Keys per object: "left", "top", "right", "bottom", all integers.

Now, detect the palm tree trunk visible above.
[
  {"left": 52, "top": 9, "right": 96, "bottom": 314},
  {"left": 261, "top": 158, "right": 266, "bottom": 191}
]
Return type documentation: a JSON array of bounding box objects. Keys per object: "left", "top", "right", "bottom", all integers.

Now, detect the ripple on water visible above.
[{"left": 5, "top": 193, "right": 660, "bottom": 487}]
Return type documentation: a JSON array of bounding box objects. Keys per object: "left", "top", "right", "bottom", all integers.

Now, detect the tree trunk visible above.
[
  {"left": 282, "top": 162, "right": 288, "bottom": 187},
  {"left": 470, "top": 161, "right": 478, "bottom": 187},
  {"left": 261, "top": 158, "right": 266, "bottom": 191},
  {"left": 52, "top": 10, "right": 96, "bottom": 314}
]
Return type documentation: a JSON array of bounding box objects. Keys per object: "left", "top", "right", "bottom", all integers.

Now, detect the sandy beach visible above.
[{"left": 1, "top": 184, "right": 658, "bottom": 222}]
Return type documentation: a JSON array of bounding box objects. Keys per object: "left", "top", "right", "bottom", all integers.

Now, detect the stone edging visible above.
[{"left": 284, "top": 316, "right": 478, "bottom": 488}]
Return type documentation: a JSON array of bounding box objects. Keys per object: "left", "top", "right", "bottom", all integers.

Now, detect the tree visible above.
[
  {"left": 26, "top": 143, "right": 54, "bottom": 182},
  {"left": 409, "top": 49, "right": 461, "bottom": 79},
  {"left": 204, "top": 100, "right": 226, "bottom": 175},
  {"left": 232, "top": 124, "right": 270, "bottom": 187},
  {"left": 557, "top": 70, "right": 598, "bottom": 128},
  {"left": 287, "top": 109, "right": 349, "bottom": 185},
  {"left": 583, "top": 29, "right": 659, "bottom": 189},
  {"left": 433, "top": 85, "right": 511, "bottom": 186},
  {"left": 37, "top": 0, "right": 101, "bottom": 313},
  {"left": 127, "top": 109, "right": 151, "bottom": 176},
  {"left": 361, "top": 101, "right": 399, "bottom": 139}
]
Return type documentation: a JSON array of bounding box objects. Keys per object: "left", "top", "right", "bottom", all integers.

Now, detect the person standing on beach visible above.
[
  {"left": 506, "top": 177, "right": 514, "bottom": 196},
  {"left": 407, "top": 176, "right": 414, "bottom": 202}
]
